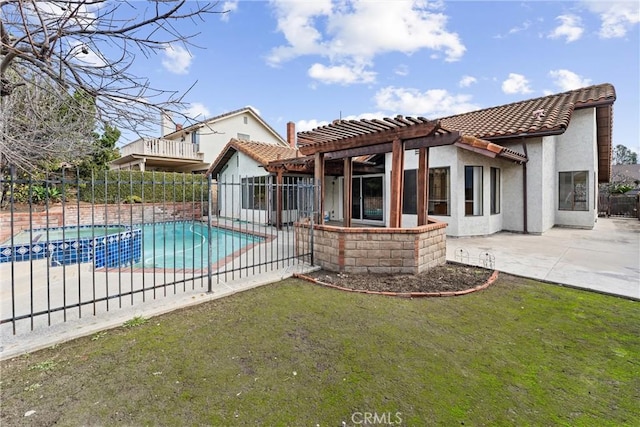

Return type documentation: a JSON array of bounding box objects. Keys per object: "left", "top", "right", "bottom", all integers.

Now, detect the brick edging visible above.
[{"left": 293, "top": 270, "right": 499, "bottom": 298}]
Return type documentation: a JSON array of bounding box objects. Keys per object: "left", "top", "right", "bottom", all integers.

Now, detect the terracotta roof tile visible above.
[
  {"left": 456, "top": 135, "right": 527, "bottom": 162},
  {"left": 441, "top": 83, "right": 615, "bottom": 139},
  {"left": 231, "top": 139, "right": 300, "bottom": 165},
  {"left": 207, "top": 139, "right": 300, "bottom": 176}
]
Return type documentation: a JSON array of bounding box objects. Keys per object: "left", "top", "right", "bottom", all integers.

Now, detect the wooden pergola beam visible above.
[
  {"left": 299, "top": 120, "right": 440, "bottom": 155},
  {"left": 389, "top": 137, "right": 404, "bottom": 228}
]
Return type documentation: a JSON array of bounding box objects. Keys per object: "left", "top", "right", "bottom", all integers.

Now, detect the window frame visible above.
[
  {"left": 241, "top": 176, "right": 269, "bottom": 210},
  {"left": 465, "top": 165, "right": 483, "bottom": 216},
  {"left": 559, "top": 171, "right": 589, "bottom": 211},
  {"left": 428, "top": 167, "right": 450, "bottom": 216},
  {"left": 490, "top": 167, "right": 500, "bottom": 215}
]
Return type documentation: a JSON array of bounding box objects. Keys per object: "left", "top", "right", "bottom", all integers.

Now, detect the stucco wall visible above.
[
  {"left": 384, "top": 146, "right": 522, "bottom": 237},
  {"left": 554, "top": 108, "right": 598, "bottom": 228},
  {"left": 295, "top": 221, "right": 447, "bottom": 274},
  {"left": 217, "top": 152, "right": 271, "bottom": 222},
  {"left": 168, "top": 112, "right": 285, "bottom": 173}
]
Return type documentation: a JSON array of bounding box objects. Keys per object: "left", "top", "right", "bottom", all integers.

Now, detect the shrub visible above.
[{"left": 79, "top": 170, "right": 209, "bottom": 204}]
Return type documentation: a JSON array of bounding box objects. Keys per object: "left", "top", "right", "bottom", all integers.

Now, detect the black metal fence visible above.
[{"left": 0, "top": 168, "right": 316, "bottom": 334}]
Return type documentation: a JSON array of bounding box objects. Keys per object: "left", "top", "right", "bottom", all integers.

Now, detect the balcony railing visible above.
[{"left": 120, "top": 138, "right": 204, "bottom": 161}]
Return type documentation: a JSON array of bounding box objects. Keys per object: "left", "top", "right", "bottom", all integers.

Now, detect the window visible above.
[
  {"left": 271, "top": 176, "right": 307, "bottom": 210},
  {"left": 559, "top": 171, "right": 588, "bottom": 211},
  {"left": 429, "top": 167, "right": 450, "bottom": 216},
  {"left": 490, "top": 167, "right": 500, "bottom": 214},
  {"left": 402, "top": 169, "right": 417, "bottom": 214},
  {"left": 242, "top": 176, "right": 269, "bottom": 210},
  {"left": 237, "top": 133, "right": 250, "bottom": 141},
  {"left": 465, "top": 166, "right": 483, "bottom": 216},
  {"left": 191, "top": 130, "right": 199, "bottom": 145},
  {"left": 243, "top": 116, "right": 248, "bottom": 124},
  {"left": 401, "top": 168, "right": 450, "bottom": 216}
]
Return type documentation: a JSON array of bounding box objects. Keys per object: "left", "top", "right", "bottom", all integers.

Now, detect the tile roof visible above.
[
  {"left": 455, "top": 136, "right": 528, "bottom": 163},
  {"left": 206, "top": 139, "right": 300, "bottom": 176},
  {"left": 440, "top": 83, "right": 616, "bottom": 139}
]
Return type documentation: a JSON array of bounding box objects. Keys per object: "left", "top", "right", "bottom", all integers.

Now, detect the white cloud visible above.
[
  {"left": 220, "top": 1, "right": 238, "bottom": 22},
  {"left": 374, "top": 86, "right": 479, "bottom": 118},
  {"left": 548, "top": 14, "right": 584, "bottom": 43},
  {"left": 308, "top": 63, "right": 376, "bottom": 85},
  {"left": 297, "top": 112, "right": 386, "bottom": 132},
  {"left": 268, "top": 0, "right": 465, "bottom": 84},
  {"left": 184, "top": 103, "right": 210, "bottom": 120},
  {"left": 548, "top": 69, "right": 592, "bottom": 91},
  {"left": 509, "top": 20, "right": 532, "bottom": 35},
  {"left": 502, "top": 73, "right": 533, "bottom": 94},
  {"left": 162, "top": 45, "right": 193, "bottom": 75},
  {"left": 296, "top": 119, "right": 330, "bottom": 132},
  {"left": 586, "top": 1, "right": 640, "bottom": 38},
  {"left": 459, "top": 75, "right": 477, "bottom": 88}
]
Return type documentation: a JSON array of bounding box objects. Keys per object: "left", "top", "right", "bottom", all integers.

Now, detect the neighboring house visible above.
[
  {"left": 208, "top": 84, "right": 615, "bottom": 237},
  {"left": 207, "top": 137, "right": 303, "bottom": 224},
  {"left": 110, "top": 107, "right": 288, "bottom": 173}
]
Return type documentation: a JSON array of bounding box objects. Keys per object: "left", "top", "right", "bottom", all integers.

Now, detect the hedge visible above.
[{"left": 78, "top": 170, "right": 210, "bottom": 204}]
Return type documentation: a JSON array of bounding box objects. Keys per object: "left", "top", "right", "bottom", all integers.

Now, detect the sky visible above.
[{"left": 117, "top": 1, "right": 639, "bottom": 155}]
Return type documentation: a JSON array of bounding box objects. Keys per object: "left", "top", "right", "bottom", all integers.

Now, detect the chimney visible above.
[
  {"left": 287, "top": 121, "right": 296, "bottom": 149},
  {"left": 176, "top": 123, "right": 183, "bottom": 131},
  {"left": 160, "top": 111, "right": 174, "bottom": 137}
]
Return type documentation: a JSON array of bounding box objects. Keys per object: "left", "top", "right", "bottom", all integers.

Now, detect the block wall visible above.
[{"left": 295, "top": 221, "right": 447, "bottom": 274}]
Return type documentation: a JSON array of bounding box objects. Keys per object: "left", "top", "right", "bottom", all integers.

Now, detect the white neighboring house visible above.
[
  {"left": 206, "top": 137, "right": 304, "bottom": 224},
  {"left": 206, "top": 84, "right": 616, "bottom": 237},
  {"left": 110, "top": 107, "right": 288, "bottom": 173}
]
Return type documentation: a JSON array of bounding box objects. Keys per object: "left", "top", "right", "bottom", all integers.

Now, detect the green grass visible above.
[{"left": 1, "top": 275, "right": 638, "bottom": 426}]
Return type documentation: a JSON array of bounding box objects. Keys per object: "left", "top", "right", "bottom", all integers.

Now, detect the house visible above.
[
  {"left": 207, "top": 83, "right": 616, "bottom": 237},
  {"left": 206, "top": 123, "right": 381, "bottom": 227},
  {"left": 110, "top": 106, "right": 288, "bottom": 173}
]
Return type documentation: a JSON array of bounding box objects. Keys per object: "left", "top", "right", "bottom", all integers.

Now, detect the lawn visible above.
[{"left": 1, "top": 275, "right": 638, "bottom": 426}]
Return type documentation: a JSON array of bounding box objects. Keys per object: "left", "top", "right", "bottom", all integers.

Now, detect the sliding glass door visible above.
[{"left": 351, "top": 175, "right": 384, "bottom": 223}]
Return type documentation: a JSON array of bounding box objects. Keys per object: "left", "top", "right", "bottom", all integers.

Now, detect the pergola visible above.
[{"left": 296, "top": 116, "right": 462, "bottom": 228}]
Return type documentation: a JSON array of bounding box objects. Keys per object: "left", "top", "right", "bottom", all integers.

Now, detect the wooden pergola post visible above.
[
  {"left": 314, "top": 152, "right": 325, "bottom": 224},
  {"left": 417, "top": 147, "right": 429, "bottom": 226},
  {"left": 343, "top": 157, "right": 352, "bottom": 227},
  {"left": 275, "top": 169, "right": 283, "bottom": 230},
  {"left": 389, "top": 137, "right": 405, "bottom": 228}
]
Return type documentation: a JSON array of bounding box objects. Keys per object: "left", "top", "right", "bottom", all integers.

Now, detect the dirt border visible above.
[{"left": 293, "top": 270, "right": 499, "bottom": 298}]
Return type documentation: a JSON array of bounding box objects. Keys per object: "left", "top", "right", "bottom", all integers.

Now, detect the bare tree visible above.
[{"left": 1, "top": 0, "right": 224, "bottom": 171}]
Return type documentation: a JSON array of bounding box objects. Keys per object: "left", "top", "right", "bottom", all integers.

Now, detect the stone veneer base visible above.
[{"left": 294, "top": 220, "right": 448, "bottom": 275}]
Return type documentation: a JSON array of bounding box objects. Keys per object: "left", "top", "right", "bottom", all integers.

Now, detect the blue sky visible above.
[{"left": 122, "top": 1, "right": 639, "bottom": 155}]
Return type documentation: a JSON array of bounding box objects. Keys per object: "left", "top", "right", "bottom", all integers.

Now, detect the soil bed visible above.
[{"left": 306, "top": 262, "right": 494, "bottom": 293}]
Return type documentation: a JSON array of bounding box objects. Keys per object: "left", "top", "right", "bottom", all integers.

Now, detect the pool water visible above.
[{"left": 138, "top": 222, "right": 262, "bottom": 269}]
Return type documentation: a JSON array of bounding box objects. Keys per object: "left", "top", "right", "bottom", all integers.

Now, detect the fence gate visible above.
[{"left": 0, "top": 168, "right": 317, "bottom": 335}]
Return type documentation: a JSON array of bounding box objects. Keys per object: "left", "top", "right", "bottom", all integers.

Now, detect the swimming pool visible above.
[
  {"left": 0, "top": 225, "right": 141, "bottom": 268},
  {"left": 1, "top": 222, "right": 262, "bottom": 270},
  {"left": 138, "top": 221, "right": 263, "bottom": 269}
]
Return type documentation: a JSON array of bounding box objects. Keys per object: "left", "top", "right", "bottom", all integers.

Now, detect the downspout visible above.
[{"left": 521, "top": 137, "right": 529, "bottom": 234}]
